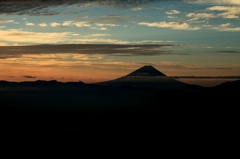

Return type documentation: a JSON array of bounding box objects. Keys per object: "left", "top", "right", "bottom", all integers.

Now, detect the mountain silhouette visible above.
[
  {"left": 126, "top": 65, "right": 166, "bottom": 77},
  {"left": 1, "top": 69, "right": 239, "bottom": 132},
  {"left": 96, "top": 65, "right": 188, "bottom": 89},
  {"left": 212, "top": 79, "right": 240, "bottom": 92}
]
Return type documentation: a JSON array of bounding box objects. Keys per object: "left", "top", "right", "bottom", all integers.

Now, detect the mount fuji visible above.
[
  {"left": 96, "top": 65, "right": 188, "bottom": 89},
  {"left": 126, "top": 65, "right": 166, "bottom": 77}
]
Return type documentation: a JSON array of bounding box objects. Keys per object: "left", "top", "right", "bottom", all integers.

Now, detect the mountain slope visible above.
[
  {"left": 96, "top": 65, "right": 188, "bottom": 89},
  {"left": 212, "top": 80, "right": 240, "bottom": 92}
]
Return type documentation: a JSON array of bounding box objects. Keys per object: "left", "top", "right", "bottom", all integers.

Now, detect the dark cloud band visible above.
[
  {"left": 0, "top": 0, "right": 167, "bottom": 15},
  {"left": 0, "top": 44, "right": 174, "bottom": 59},
  {"left": 218, "top": 51, "right": 240, "bottom": 54},
  {"left": 23, "top": 76, "right": 36, "bottom": 79}
]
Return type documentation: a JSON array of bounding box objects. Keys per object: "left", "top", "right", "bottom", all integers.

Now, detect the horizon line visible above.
[{"left": 1, "top": 75, "right": 240, "bottom": 83}]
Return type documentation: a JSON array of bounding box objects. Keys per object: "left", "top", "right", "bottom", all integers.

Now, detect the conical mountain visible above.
[
  {"left": 96, "top": 65, "right": 189, "bottom": 89},
  {"left": 126, "top": 65, "right": 166, "bottom": 77}
]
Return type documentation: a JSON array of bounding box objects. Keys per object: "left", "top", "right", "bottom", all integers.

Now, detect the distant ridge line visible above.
[{"left": 170, "top": 76, "right": 240, "bottom": 79}]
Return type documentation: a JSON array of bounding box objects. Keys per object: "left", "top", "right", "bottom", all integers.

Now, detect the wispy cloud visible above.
[
  {"left": 157, "top": 61, "right": 238, "bottom": 70},
  {"left": 0, "top": 19, "right": 18, "bottom": 24},
  {"left": 207, "top": 6, "right": 240, "bottom": 19},
  {"left": 131, "top": 7, "right": 143, "bottom": 11},
  {"left": 25, "top": 22, "right": 35, "bottom": 26},
  {"left": 186, "top": 13, "right": 217, "bottom": 19},
  {"left": 88, "top": 34, "right": 111, "bottom": 37},
  {"left": 187, "top": 0, "right": 240, "bottom": 5},
  {"left": 0, "top": 26, "right": 174, "bottom": 45},
  {"left": 184, "top": 5, "right": 240, "bottom": 29},
  {"left": 54, "top": 20, "right": 119, "bottom": 29},
  {"left": 185, "top": 5, "right": 240, "bottom": 27},
  {"left": 0, "top": 29, "right": 74, "bottom": 44},
  {"left": 0, "top": 29, "right": 130, "bottom": 45},
  {"left": 50, "top": 22, "right": 61, "bottom": 27},
  {"left": 166, "top": 10, "right": 180, "bottom": 15},
  {"left": 138, "top": 21, "right": 200, "bottom": 30},
  {"left": 92, "top": 14, "right": 135, "bottom": 25},
  {"left": 38, "top": 23, "right": 48, "bottom": 27},
  {"left": 212, "top": 23, "right": 240, "bottom": 32}
]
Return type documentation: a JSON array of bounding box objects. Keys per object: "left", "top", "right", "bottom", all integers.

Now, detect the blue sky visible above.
[{"left": 0, "top": 0, "right": 240, "bottom": 83}]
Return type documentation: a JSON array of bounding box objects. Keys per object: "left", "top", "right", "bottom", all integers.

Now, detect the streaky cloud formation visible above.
[
  {"left": 0, "top": 44, "right": 175, "bottom": 59},
  {"left": 138, "top": 21, "right": 200, "bottom": 30},
  {"left": 218, "top": 50, "right": 240, "bottom": 53},
  {"left": 1, "top": 0, "right": 239, "bottom": 15},
  {"left": 0, "top": 0, "right": 161, "bottom": 15},
  {"left": 185, "top": 0, "right": 240, "bottom": 5}
]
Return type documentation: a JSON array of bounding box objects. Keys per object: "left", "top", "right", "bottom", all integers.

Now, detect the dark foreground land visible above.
[{"left": 0, "top": 80, "right": 239, "bottom": 132}]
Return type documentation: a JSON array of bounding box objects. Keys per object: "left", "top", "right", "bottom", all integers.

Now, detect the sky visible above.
[{"left": 0, "top": 0, "right": 240, "bottom": 83}]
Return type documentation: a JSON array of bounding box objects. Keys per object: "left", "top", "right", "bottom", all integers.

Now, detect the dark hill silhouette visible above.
[
  {"left": 212, "top": 79, "right": 240, "bottom": 92},
  {"left": 0, "top": 74, "right": 239, "bottom": 132},
  {"left": 96, "top": 65, "right": 188, "bottom": 89},
  {"left": 0, "top": 80, "right": 85, "bottom": 90},
  {"left": 213, "top": 80, "right": 240, "bottom": 90}
]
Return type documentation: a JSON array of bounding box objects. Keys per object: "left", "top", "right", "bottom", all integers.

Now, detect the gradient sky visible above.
[{"left": 0, "top": 0, "right": 240, "bottom": 83}]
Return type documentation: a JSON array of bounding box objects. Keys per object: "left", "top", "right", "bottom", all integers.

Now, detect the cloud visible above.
[
  {"left": 0, "top": 29, "right": 130, "bottom": 45},
  {"left": 0, "top": 53, "right": 22, "bottom": 59},
  {"left": 220, "top": 23, "right": 231, "bottom": 27},
  {"left": 62, "top": 21, "right": 89, "bottom": 27},
  {"left": 160, "top": 62, "right": 238, "bottom": 70},
  {"left": 185, "top": 6, "right": 240, "bottom": 24},
  {"left": 137, "top": 40, "right": 175, "bottom": 43},
  {"left": 138, "top": 21, "right": 200, "bottom": 30},
  {"left": 186, "top": 13, "right": 217, "bottom": 19},
  {"left": 88, "top": 34, "right": 111, "bottom": 37},
  {"left": 62, "top": 21, "right": 74, "bottom": 27},
  {"left": 131, "top": 7, "right": 143, "bottom": 11},
  {"left": 0, "top": 19, "right": 18, "bottom": 24},
  {"left": 25, "top": 22, "right": 35, "bottom": 26},
  {"left": 97, "top": 27, "right": 107, "bottom": 30},
  {"left": 185, "top": 13, "right": 217, "bottom": 23},
  {"left": 166, "top": 10, "right": 180, "bottom": 15},
  {"left": 185, "top": 0, "right": 240, "bottom": 5},
  {"left": 23, "top": 76, "right": 36, "bottom": 79},
  {"left": 92, "top": 14, "right": 135, "bottom": 25},
  {"left": 0, "top": 44, "right": 175, "bottom": 59},
  {"left": 38, "top": 23, "right": 48, "bottom": 27},
  {"left": 74, "top": 22, "right": 92, "bottom": 27},
  {"left": 218, "top": 50, "right": 240, "bottom": 53},
  {"left": 212, "top": 23, "right": 240, "bottom": 32},
  {"left": 50, "top": 22, "right": 61, "bottom": 27},
  {"left": 207, "top": 6, "right": 240, "bottom": 19},
  {"left": 0, "top": 29, "right": 74, "bottom": 44},
  {"left": 0, "top": 0, "right": 240, "bottom": 16},
  {"left": 58, "top": 20, "right": 119, "bottom": 29},
  {"left": 167, "top": 16, "right": 175, "bottom": 19},
  {"left": 157, "top": 61, "right": 206, "bottom": 69},
  {"left": 0, "top": 0, "right": 165, "bottom": 15}
]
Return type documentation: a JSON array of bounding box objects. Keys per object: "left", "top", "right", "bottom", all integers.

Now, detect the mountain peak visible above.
[{"left": 126, "top": 65, "right": 166, "bottom": 77}]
